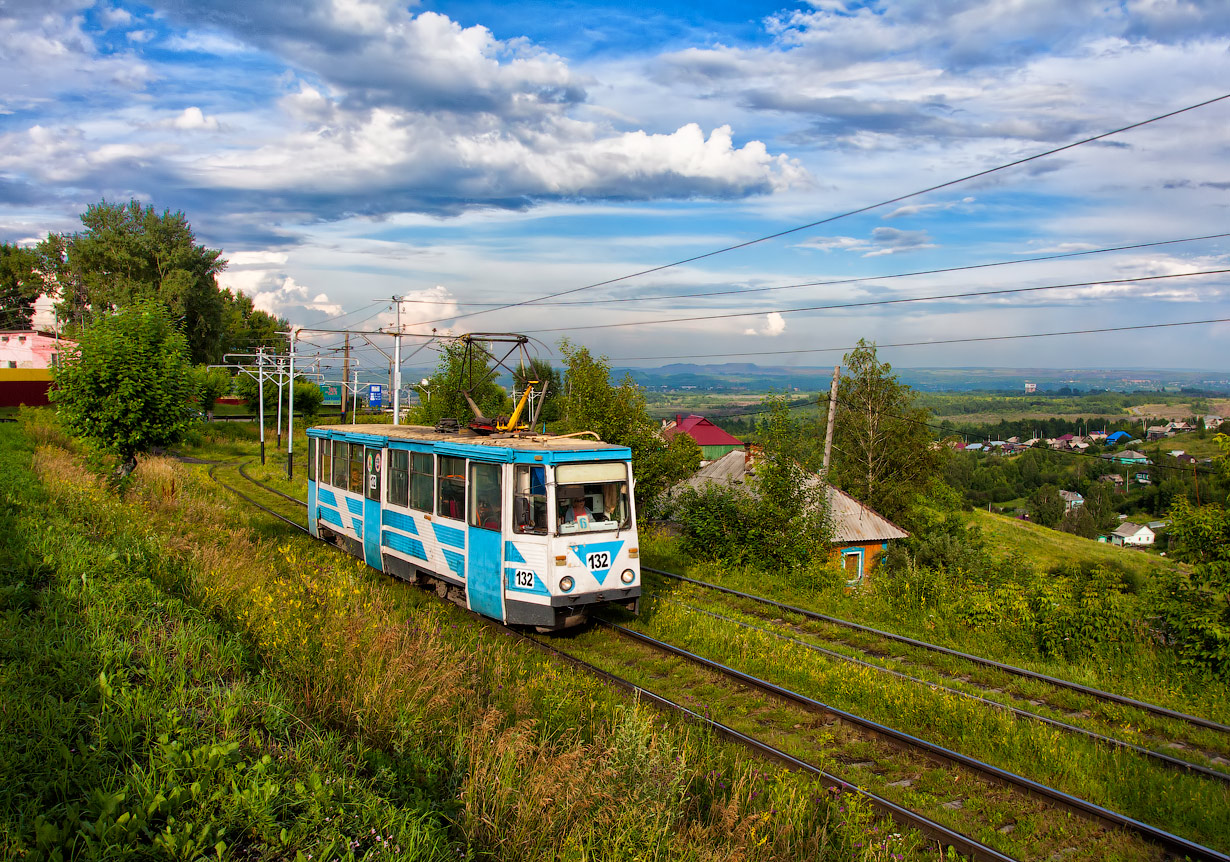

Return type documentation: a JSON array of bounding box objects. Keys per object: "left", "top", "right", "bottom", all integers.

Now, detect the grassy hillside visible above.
[{"left": 969, "top": 509, "right": 1177, "bottom": 581}]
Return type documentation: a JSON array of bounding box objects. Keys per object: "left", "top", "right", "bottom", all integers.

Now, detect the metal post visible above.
[
  {"left": 276, "top": 356, "right": 283, "bottom": 449},
  {"left": 343, "top": 333, "right": 351, "bottom": 423},
  {"left": 393, "top": 296, "right": 402, "bottom": 426},
  {"left": 287, "top": 330, "right": 296, "bottom": 480},
  {"left": 351, "top": 369, "right": 359, "bottom": 421},
  {"left": 822, "top": 365, "right": 840, "bottom": 476},
  {"left": 257, "top": 347, "right": 266, "bottom": 465}
]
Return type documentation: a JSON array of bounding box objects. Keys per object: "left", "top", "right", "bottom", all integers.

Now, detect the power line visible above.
[
  {"left": 606, "top": 316, "right": 1230, "bottom": 362},
  {"left": 382, "top": 232, "right": 1230, "bottom": 309},
  {"left": 520, "top": 268, "right": 1230, "bottom": 334},
  {"left": 413, "top": 91, "right": 1230, "bottom": 328}
]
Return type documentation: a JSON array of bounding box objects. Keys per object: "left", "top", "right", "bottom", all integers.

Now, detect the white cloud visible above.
[
  {"left": 744, "top": 312, "right": 787, "bottom": 336},
  {"left": 167, "top": 106, "right": 221, "bottom": 131}
]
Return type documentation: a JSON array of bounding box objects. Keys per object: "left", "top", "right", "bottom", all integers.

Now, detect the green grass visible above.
[
  {"left": 969, "top": 509, "right": 1178, "bottom": 581},
  {"left": 4, "top": 410, "right": 930, "bottom": 861}
]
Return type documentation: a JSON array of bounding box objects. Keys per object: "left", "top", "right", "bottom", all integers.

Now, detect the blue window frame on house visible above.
[{"left": 842, "top": 548, "right": 865, "bottom": 584}]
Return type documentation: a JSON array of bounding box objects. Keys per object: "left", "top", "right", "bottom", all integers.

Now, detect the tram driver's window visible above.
[
  {"left": 437, "top": 456, "right": 465, "bottom": 520},
  {"left": 307, "top": 438, "right": 316, "bottom": 482},
  {"left": 513, "top": 465, "right": 547, "bottom": 534}
]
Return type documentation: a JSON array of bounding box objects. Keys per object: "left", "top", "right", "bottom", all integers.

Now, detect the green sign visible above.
[{"left": 319, "top": 382, "right": 342, "bottom": 406}]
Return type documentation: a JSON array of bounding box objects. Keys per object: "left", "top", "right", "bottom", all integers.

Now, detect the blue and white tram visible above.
[{"left": 304, "top": 424, "right": 641, "bottom": 630}]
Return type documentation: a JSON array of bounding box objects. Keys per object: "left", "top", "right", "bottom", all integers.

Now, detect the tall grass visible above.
[{"left": 9, "top": 413, "right": 928, "bottom": 861}]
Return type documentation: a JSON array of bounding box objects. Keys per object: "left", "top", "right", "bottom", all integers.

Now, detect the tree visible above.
[
  {"left": 40, "top": 200, "right": 230, "bottom": 364},
  {"left": 415, "top": 340, "right": 511, "bottom": 426},
  {"left": 0, "top": 244, "right": 42, "bottom": 330},
  {"left": 1030, "top": 484, "right": 1065, "bottom": 528},
  {"left": 51, "top": 302, "right": 198, "bottom": 477},
  {"left": 513, "top": 356, "right": 562, "bottom": 425},
  {"left": 557, "top": 339, "right": 699, "bottom": 506},
  {"left": 823, "top": 340, "right": 946, "bottom": 524},
  {"left": 190, "top": 366, "right": 232, "bottom": 417}
]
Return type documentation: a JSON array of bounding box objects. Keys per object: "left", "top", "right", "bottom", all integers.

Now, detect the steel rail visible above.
[
  {"left": 505, "top": 628, "right": 1020, "bottom": 862},
  {"left": 208, "top": 463, "right": 310, "bottom": 533},
  {"left": 237, "top": 462, "right": 308, "bottom": 508},
  {"left": 603, "top": 620, "right": 1230, "bottom": 862},
  {"left": 646, "top": 566, "right": 1230, "bottom": 734},
  {"left": 656, "top": 593, "right": 1230, "bottom": 783}
]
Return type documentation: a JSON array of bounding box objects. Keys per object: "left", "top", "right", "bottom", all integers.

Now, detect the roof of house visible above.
[
  {"left": 1112, "top": 521, "right": 1153, "bottom": 538},
  {"left": 1118, "top": 449, "right": 1148, "bottom": 459},
  {"left": 1059, "top": 490, "right": 1084, "bottom": 502},
  {"left": 669, "top": 449, "right": 908, "bottom": 544},
  {"left": 1106, "top": 431, "right": 1133, "bottom": 443},
  {"left": 662, "top": 414, "right": 744, "bottom": 448}
]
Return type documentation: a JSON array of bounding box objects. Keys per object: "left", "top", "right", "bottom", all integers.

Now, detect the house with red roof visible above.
[{"left": 661, "top": 414, "right": 745, "bottom": 462}]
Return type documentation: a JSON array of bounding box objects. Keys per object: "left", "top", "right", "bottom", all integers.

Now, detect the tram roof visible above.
[{"left": 309, "top": 423, "right": 629, "bottom": 455}]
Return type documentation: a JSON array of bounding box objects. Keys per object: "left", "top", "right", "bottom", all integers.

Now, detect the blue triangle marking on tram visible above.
[
  {"left": 505, "top": 542, "right": 526, "bottom": 564},
  {"left": 570, "top": 541, "right": 624, "bottom": 585}
]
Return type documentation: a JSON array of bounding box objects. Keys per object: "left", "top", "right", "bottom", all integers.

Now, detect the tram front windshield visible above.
[{"left": 555, "top": 463, "right": 631, "bottom": 534}]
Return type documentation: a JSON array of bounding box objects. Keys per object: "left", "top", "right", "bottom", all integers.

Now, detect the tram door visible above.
[
  {"left": 363, "top": 447, "right": 384, "bottom": 572},
  {"left": 466, "top": 460, "right": 504, "bottom": 621}
]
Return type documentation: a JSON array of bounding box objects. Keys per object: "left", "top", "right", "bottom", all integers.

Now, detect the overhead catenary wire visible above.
[
  {"left": 411, "top": 91, "right": 1230, "bottom": 328},
  {"left": 518, "top": 268, "right": 1230, "bottom": 335},
  {"left": 379, "top": 232, "right": 1230, "bottom": 309},
  {"left": 606, "top": 316, "right": 1230, "bottom": 362}
]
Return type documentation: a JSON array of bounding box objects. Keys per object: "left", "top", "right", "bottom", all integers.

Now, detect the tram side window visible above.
[
  {"left": 332, "top": 441, "right": 349, "bottom": 490},
  {"left": 437, "top": 455, "right": 465, "bottom": 520},
  {"left": 349, "top": 443, "right": 363, "bottom": 491},
  {"left": 307, "top": 438, "right": 316, "bottom": 482},
  {"left": 409, "top": 453, "right": 433, "bottom": 512},
  {"left": 513, "top": 465, "right": 547, "bottom": 535},
  {"left": 469, "top": 462, "right": 501, "bottom": 531},
  {"left": 388, "top": 450, "right": 409, "bottom": 507},
  {"left": 320, "top": 439, "right": 331, "bottom": 485}
]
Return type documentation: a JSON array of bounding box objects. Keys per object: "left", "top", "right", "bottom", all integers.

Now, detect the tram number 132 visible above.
[
  {"left": 514, "top": 570, "right": 535, "bottom": 588},
  {"left": 586, "top": 551, "right": 610, "bottom": 570}
]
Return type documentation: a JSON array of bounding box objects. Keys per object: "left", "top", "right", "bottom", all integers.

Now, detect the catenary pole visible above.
[
  {"left": 258, "top": 347, "right": 266, "bottom": 466},
  {"left": 288, "top": 329, "right": 296, "bottom": 480}
]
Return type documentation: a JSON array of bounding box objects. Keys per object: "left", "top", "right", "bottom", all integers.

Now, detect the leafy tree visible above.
[
  {"left": 38, "top": 200, "right": 232, "bottom": 364},
  {"left": 1030, "top": 484, "right": 1065, "bottom": 528},
  {"left": 51, "top": 302, "right": 198, "bottom": 477},
  {"left": 218, "top": 289, "right": 288, "bottom": 359},
  {"left": 293, "top": 380, "right": 325, "bottom": 422},
  {"left": 513, "top": 356, "right": 562, "bottom": 424},
  {"left": 190, "top": 366, "right": 232, "bottom": 417},
  {"left": 823, "top": 340, "right": 946, "bottom": 524},
  {"left": 557, "top": 339, "right": 699, "bottom": 505},
  {"left": 0, "top": 243, "right": 42, "bottom": 330},
  {"left": 415, "top": 340, "right": 511, "bottom": 426}
]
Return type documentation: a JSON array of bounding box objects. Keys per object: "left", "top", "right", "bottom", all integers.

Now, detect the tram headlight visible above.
[
  {"left": 558, "top": 576, "right": 575, "bottom": 592},
  {"left": 621, "top": 568, "right": 635, "bottom": 584}
]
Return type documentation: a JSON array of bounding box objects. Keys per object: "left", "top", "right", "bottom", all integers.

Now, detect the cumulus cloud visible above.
[
  {"left": 744, "top": 312, "right": 786, "bottom": 336},
  {"left": 167, "top": 107, "right": 221, "bottom": 131}
]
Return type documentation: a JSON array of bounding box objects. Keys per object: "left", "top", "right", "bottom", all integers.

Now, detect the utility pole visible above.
[
  {"left": 822, "top": 365, "right": 841, "bottom": 477},
  {"left": 392, "top": 296, "right": 403, "bottom": 425},
  {"left": 257, "top": 347, "right": 266, "bottom": 465},
  {"left": 342, "top": 333, "right": 351, "bottom": 423},
  {"left": 288, "top": 329, "right": 296, "bottom": 480}
]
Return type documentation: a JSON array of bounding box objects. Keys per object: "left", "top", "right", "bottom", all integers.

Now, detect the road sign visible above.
[{"left": 368, "top": 384, "right": 383, "bottom": 408}]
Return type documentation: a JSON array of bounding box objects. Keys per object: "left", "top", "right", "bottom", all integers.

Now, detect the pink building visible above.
[{"left": 0, "top": 331, "right": 74, "bottom": 407}]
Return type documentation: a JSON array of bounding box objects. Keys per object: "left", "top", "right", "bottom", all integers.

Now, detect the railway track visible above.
[
  {"left": 644, "top": 566, "right": 1230, "bottom": 760},
  {"left": 203, "top": 466, "right": 1230, "bottom": 861}
]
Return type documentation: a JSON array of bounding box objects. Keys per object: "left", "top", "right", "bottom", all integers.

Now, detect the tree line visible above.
[{"left": 1, "top": 200, "right": 285, "bottom": 364}]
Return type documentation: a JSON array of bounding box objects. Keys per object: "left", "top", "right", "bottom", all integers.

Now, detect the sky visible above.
[{"left": 2, "top": 0, "right": 1230, "bottom": 375}]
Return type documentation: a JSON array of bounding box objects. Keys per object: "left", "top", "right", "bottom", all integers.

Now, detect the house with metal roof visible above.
[
  {"left": 1111, "top": 522, "right": 1155, "bottom": 547},
  {"left": 661, "top": 414, "right": 745, "bottom": 462},
  {"left": 667, "top": 449, "right": 908, "bottom": 582}
]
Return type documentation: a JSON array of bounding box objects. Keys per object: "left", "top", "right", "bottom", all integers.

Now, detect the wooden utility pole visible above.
[
  {"left": 342, "top": 333, "right": 351, "bottom": 423},
  {"left": 822, "top": 365, "right": 840, "bottom": 476}
]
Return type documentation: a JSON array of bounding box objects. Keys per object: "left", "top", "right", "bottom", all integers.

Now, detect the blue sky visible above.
[{"left": 2, "top": 0, "right": 1229, "bottom": 372}]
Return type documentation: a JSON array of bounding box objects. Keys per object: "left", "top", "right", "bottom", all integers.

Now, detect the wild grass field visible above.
[{"left": 1, "top": 413, "right": 925, "bottom": 861}]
